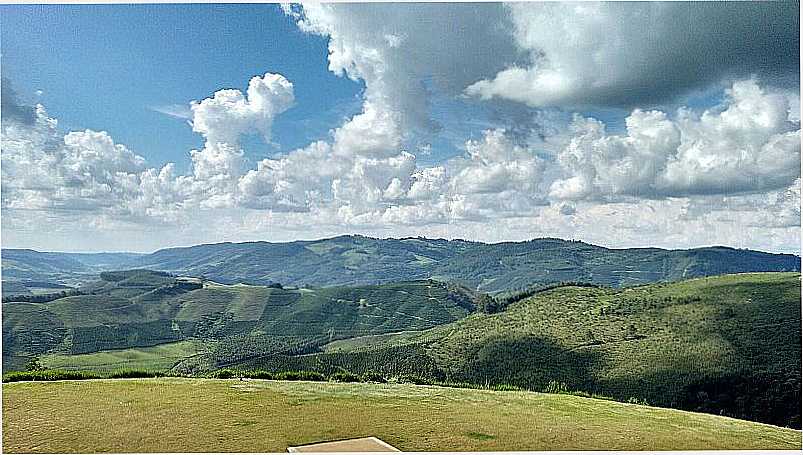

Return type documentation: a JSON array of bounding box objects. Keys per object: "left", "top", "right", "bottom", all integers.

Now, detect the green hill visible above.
[
  {"left": 2, "top": 270, "right": 478, "bottom": 372},
  {"left": 236, "top": 273, "right": 802, "bottom": 428},
  {"left": 4, "top": 270, "right": 800, "bottom": 429},
  {"left": 127, "top": 237, "right": 803, "bottom": 291},
  {"left": 4, "top": 236, "right": 799, "bottom": 293},
  {"left": 3, "top": 379, "right": 800, "bottom": 452}
]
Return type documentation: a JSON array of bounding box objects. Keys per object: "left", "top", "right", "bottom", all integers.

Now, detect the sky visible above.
[{"left": 1, "top": 2, "right": 800, "bottom": 253}]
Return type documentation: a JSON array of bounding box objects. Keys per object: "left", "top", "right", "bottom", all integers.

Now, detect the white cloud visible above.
[
  {"left": 190, "top": 72, "right": 294, "bottom": 145},
  {"left": 1, "top": 73, "right": 295, "bottom": 218},
  {"left": 466, "top": 2, "right": 798, "bottom": 108},
  {"left": 62, "top": 129, "right": 146, "bottom": 176},
  {"left": 451, "top": 129, "right": 543, "bottom": 196},
  {"left": 1, "top": 106, "right": 154, "bottom": 215},
  {"left": 237, "top": 140, "right": 334, "bottom": 212},
  {"left": 179, "top": 72, "right": 295, "bottom": 209},
  {"left": 407, "top": 166, "right": 446, "bottom": 202},
  {"left": 2, "top": 1, "right": 800, "bottom": 253},
  {"left": 550, "top": 80, "right": 801, "bottom": 200}
]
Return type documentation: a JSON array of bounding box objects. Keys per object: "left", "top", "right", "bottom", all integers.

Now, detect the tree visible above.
[
  {"left": 478, "top": 294, "right": 503, "bottom": 314},
  {"left": 25, "top": 357, "right": 44, "bottom": 371}
]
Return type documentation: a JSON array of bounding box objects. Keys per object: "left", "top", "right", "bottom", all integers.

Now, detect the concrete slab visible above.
[{"left": 287, "top": 436, "right": 400, "bottom": 452}]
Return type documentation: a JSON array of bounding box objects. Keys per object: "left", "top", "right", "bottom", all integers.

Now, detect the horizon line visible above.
[{"left": 2, "top": 234, "right": 801, "bottom": 257}]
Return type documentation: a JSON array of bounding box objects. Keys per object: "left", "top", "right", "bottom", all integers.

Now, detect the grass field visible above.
[
  {"left": 3, "top": 378, "right": 800, "bottom": 452},
  {"left": 39, "top": 341, "right": 206, "bottom": 373}
]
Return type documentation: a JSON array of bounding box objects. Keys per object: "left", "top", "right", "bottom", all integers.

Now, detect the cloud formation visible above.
[
  {"left": 2, "top": 2, "right": 800, "bottom": 253},
  {"left": 282, "top": 2, "right": 521, "bottom": 143},
  {"left": 550, "top": 80, "right": 800, "bottom": 200},
  {"left": 190, "top": 72, "right": 294, "bottom": 145},
  {"left": 3, "top": 72, "right": 799, "bottom": 252},
  {"left": 466, "top": 2, "right": 799, "bottom": 108}
]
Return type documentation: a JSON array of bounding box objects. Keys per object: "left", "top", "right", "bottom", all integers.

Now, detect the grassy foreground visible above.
[{"left": 3, "top": 378, "right": 800, "bottom": 452}]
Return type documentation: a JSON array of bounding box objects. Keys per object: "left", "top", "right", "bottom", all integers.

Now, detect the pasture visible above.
[{"left": 3, "top": 378, "right": 800, "bottom": 452}]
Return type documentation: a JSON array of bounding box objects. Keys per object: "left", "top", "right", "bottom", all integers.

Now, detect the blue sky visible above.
[
  {"left": 2, "top": 4, "right": 509, "bottom": 172},
  {"left": 1, "top": 3, "right": 734, "bottom": 173},
  {"left": 1, "top": 2, "right": 799, "bottom": 253},
  {"left": 2, "top": 4, "right": 364, "bottom": 171}
]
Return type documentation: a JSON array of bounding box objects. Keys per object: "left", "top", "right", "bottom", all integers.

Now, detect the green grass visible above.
[
  {"left": 3, "top": 378, "right": 800, "bottom": 452},
  {"left": 39, "top": 341, "right": 205, "bottom": 373}
]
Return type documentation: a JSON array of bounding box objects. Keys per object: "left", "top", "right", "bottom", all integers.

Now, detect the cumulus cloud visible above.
[
  {"left": 282, "top": 2, "right": 520, "bottom": 144},
  {"left": 1, "top": 74, "right": 295, "bottom": 218},
  {"left": 2, "top": 1, "right": 800, "bottom": 253},
  {"left": 451, "top": 129, "right": 543, "bottom": 196},
  {"left": 238, "top": 140, "right": 334, "bottom": 212},
  {"left": 1, "top": 104, "right": 167, "bottom": 216},
  {"left": 190, "top": 72, "right": 294, "bottom": 145},
  {"left": 180, "top": 72, "right": 295, "bottom": 209},
  {"left": 466, "top": 2, "right": 799, "bottom": 108},
  {"left": 550, "top": 80, "right": 801, "bottom": 200}
]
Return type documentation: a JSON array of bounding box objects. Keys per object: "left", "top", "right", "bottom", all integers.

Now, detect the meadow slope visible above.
[{"left": 3, "top": 379, "right": 800, "bottom": 452}]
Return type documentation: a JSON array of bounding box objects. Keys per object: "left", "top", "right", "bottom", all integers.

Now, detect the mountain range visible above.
[{"left": 3, "top": 236, "right": 800, "bottom": 295}]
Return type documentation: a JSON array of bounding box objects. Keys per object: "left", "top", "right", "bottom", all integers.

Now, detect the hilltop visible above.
[
  {"left": 3, "top": 235, "right": 800, "bottom": 294},
  {"left": 3, "top": 379, "right": 800, "bottom": 452}
]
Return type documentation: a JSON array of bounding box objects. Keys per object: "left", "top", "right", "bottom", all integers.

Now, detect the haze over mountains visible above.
[{"left": 2, "top": 236, "right": 800, "bottom": 295}]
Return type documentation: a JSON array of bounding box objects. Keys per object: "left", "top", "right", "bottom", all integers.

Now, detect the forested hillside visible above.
[
  {"left": 2, "top": 270, "right": 478, "bottom": 372},
  {"left": 4, "top": 236, "right": 799, "bottom": 294},
  {"left": 237, "top": 273, "right": 802, "bottom": 428},
  {"left": 3, "top": 267, "right": 800, "bottom": 428}
]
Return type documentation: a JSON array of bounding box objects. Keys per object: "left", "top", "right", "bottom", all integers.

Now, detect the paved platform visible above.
[{"left": 287, "top": 436, "right": 400, "bottom": 452}]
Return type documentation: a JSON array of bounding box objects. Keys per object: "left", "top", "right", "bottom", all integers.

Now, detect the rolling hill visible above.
[
  {"left": 1, "top": 249, "right": 143, "bottom": 295},
  {"left": 3, "top": 268, "right": 800, "bottom": 429},
  {"left": 3, "top": 236, "right": 800, "bottom": 293},
  {"left": 234, "top": 273, "right": 802, "bottom": 429},
  {"left": 2, "top": 270, "right": 478, "bottom": 372}
]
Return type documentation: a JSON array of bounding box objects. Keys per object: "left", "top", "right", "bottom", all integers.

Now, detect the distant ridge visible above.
[{"left": 3, "top": 235, "right": 799, "bottom": 293}]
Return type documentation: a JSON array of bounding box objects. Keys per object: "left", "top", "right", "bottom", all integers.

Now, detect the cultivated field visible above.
[{"left": 3, "top": 378, "right": 800, "bottom": 452}]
